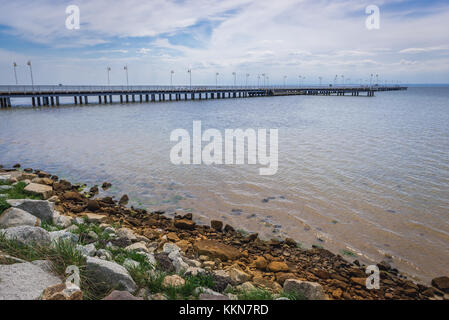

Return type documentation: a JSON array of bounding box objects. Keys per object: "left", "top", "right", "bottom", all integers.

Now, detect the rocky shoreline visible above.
[{"left": 1, "top": 164, "right": 448, "bottom": 300}]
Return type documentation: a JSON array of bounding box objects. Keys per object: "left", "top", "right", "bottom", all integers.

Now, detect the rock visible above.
[
  {"left": 0, "top": 185, "right": 12, "bottom": 191},
  {"left": 267, "top": 261, "right": 289, "bottom": 272},
  {"left": 283, "top": 279, "right": 326, "bottom": 300},
  {"left": 199, "top": 293, "right": 230, "bottom": 300},
  {"left": 275, "top": 273, "right": 296, "bottom": 285},
  {"left": 1, "top": 226, "right": 51, "bottom": 246},
  {"left": 163, "top": 242, "right": 181, "bottom": 255},
  {"left": 31, "top": 177, "right": 53, "bottom": 186},
  {"left": 0, "top": 174, "right": 11, "bottom": 182},
  {"left": 350, "top": 277, "right": 366, "bottom": 287},
  {"left": 211, "top": 220, "right": 223, "bottom": 231},
  {"left": 253, "top": 256, "right": 268, "bottom": 269},
  {"left": 125, "top": 242, "right": 149, "bottom": 253},
  {"left": 0, "top": 207, "right": 41, "bottom": 228},
  {"left": 96, "top": 249, "right": 113, "bottom": 261},
  {"left": 41, "top": 283, "right": 83, "bottom": 300},
  {"left": 53, "top": 214, "right": 72, "bottom": 228},
  {"left": 24, "top": 183, "right": 53, "bottom": 199},
  {"left": 228, "top": 267, "right": 252, "bottom": 285},
  {"left": 253, "top": 276, "right": 282, "bottom": 293},
  {"left": 154, "top": 253, "right": 175, "bottom": 272},
  {"left": 103, "top": 290, "right": 142, "bottom": 300},
  {"left": 285, "top": 238, "right": 297, "bottom": 247},
  {"left": 166, "top": 232, "right": 180, "bottom": 242},
  {"left": 63, "top": 191, "right": 84, "bottom": 201},
  {"left": 175, "top": 240, "right": 191, "bottom": 252},
  {"left": 87, "top": 200, "right": 100, "bottom": 211},
  {"left": 140, "top": 252, "right": 156, "bottom": 265},
  {"left": 174, "top": 219, "right": 195, "bottom": 230},
  {"left": 150, "top": 293, "right": 167, "bottom": 300},
  {"left": 86, "top": 257, "right": 137, "bottom": 293},
  {"left": 82, "top": 212, "right": 107, "bottom": 224},
  {"left": 49, "top": 230, "right": 79, "bottom": 244},
  {"left": 194, "top": 239, "right": 241, "bottom": 261},
  {"left": 116, "top": 227, "right": 137, "bottom": 242},
  {"left": 224, "top": 224, "right": 235, "bottom": 232},
  {"left": 0, "top": 262, "right": 61, "bottom": 300},
  {"left": 6, "top": 199, "right": 56, "bottom": 222},
  {"left": 172, "top": 257, "right": 190, "bottom": 273},
  {"left": 102, "top": 182, "right": 112, "bottom": 190},
  {"left": 119, "top": 195, "right": 129, "bottom": 205},
  {"left": 87, "top": 230, "right": 99, "bottom": 240},
  {"left": 432, "top": 276, "right": 449, "bottom": 293},
  {"left": 236, "top": 282, "right": 256, "bottom": 292},
  {"left": 76, "top": 243, "right": 97, "bottom": 257},
  {"left": 162, "top": 275, "right": 185, "bottom": 288},
  {"left": 184, "top": 267, "right": 206, "bottom": 277},
  {"left": 123, "top": 258, "right": 140, "bottom": 269}
]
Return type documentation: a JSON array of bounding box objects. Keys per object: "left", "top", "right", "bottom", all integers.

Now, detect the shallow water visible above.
[{"left": 1, "top": 87, "right": 448, "bottom": 283}]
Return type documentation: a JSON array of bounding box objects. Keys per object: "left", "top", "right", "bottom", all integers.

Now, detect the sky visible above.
[{"left": 0, "top": 0, "right": 448, "bottom": 86}]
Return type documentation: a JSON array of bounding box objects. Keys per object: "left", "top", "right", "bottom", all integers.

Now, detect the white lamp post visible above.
[
  {"left": 124, "top": 65, "right": 129, "bottom": 88},
  {"left": 13, "top": 62, "right": 18, "bottom": 85},
  {"left": 170, "top": 70, "right": 174, "bottom": 86},
  {"left": 107, "top": 66, "right": 111, "bottom": 85},
  {"left": 27, "top": 61, "right": 34, "bottom": 88},
  {"left": 187, "top": 69, "right": 192, "bottom": 88}
]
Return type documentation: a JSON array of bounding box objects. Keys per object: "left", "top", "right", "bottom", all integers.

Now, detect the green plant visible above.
[
  {"left": 340, "top": 249, "right": 357, "bottom": 257},
  {"left": 0, "top": 197, "right": 11, "bottom": 214}
]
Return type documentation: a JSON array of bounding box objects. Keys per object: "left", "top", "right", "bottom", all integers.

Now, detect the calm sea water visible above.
[{"left": 1, "top": 87, "right": 448, "bottom": 283}]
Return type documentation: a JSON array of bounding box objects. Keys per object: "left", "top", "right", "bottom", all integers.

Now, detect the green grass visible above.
[
  {"left": 41, "top": 220, "right": 66, "bottom": 232},
  {"left": 340, "top": 249, "right": 357, "bottom": 257},
  {"left": 71, "top": 222, "right": 111, "bottom": 245},
  {"left": 0, "top": 181, "right": 43, "bottom": 201},
  {"left": 0, "top": 197, "right": 10, "bottom": 214}
]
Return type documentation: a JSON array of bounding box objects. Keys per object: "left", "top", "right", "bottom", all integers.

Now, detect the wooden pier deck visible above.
[{"left": 0, "top": 85, "right": 407, "bottom": 108}]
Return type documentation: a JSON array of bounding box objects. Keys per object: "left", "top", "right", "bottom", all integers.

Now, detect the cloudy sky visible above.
[{"left": 0, "top": 0, "right": 448, "bottom": 85}]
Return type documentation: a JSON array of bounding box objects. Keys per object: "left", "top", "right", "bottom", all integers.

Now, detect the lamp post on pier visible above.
[
  {"left": 124, "top": 65, "right": 129, "bottom": 89},
  {"left": 107, "top": 66, "right": 111, "bottom": 86},
  {"left": 232, "top": 72, "right": 236, "bottom": 87},
  {"left": 13, "top": 62, "right": 18, "bottom": 85},
  {"left": 170, "top": 70, "right": 174, "bottom": 87},
  {"left": 187, "top": 69, "right": 192, "bottom": 88},
  {"left": 27, "top": 61, "right": 34, "bottom": 89}
]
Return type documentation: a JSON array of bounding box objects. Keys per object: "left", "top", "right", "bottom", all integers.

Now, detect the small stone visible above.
[
  {"left": 1, "top": 226, "right": 50, "bottom": 246},
  {"left": 6, "top": 199, "right": 56, "bottom": 222},
  {"left": 82, "top": 212, "right": 107, "bottom": 224},
  {"left": 166, "top": 232, "right": 180, "bottom": 242},
  {"left": 432, "top": 276, "right": 449, "bottom": 293},
  {"left": 86, "top": 257, "right": 137, "bottom": 293},
  {"left": 24, "top": 183, "right": 53, "bottom": 199},
  {"left": 116, "top": 227, "right": 137, "bottom": 242},
  {"left": 283, "top": 279, "right": 326, "bottom": 300},
  {"left": 253, "top": 256, "right": 268, "bottom": 269},
  {"left": 119, "top": 195, "right": 129, "bottom": 205},
  {"left": 76, "top": 243, "right": 96, "bottom": 257},
  {"left": 267, "top": 261, "right": 289, "bottom": 272},
  {"left": 162, "top": 275, "right": 185, "bottom": 288},
  {"left": 174, "top": 219, "right": 195, "bottom": 230},
  {"left": 49, "top": 230, "right": 79, "bottom": 244},
  {"left": 0, "top": 207, "right": 41, "bottom": 228},
  {"left": 88, "top": 230, "right": 99, "bottom": 240},
  {"left": 103, "top": 290, "right": 142, "bottom": 300},
  {"left": 41, "top": 283, "right": 83, "bottom": 300},
  {"left": 125, "top": 242, "right": 149, "bottom": 253},
  {"left": 228, "top": 267, "right": 252, "bottom": 285},
  {"left": 194, "top": 239, "right": 241, "bottom": 261},
  {"left": 211, "top": 220, "right": 223, "bottom": 231},
  {"left": 87, "top": 200, "right": 100, "bottom": 211}
]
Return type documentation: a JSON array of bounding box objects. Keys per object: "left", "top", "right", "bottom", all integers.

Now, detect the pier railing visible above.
[{"left": 0, "top": 84, "right": 404, "bottom": 94}]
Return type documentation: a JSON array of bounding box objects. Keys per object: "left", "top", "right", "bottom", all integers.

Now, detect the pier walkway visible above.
[{"left": 0, "top": 85, "right": 407, "bottom": 108}]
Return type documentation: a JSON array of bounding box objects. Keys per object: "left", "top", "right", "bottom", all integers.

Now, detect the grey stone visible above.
[
  {"left": 76, "top": 243, "right": 96, "bottom": 257},
  {"left": 86, "top": 256, "right": 137, "bottom": 293},
  {"left": 49, "top": 230, "right": 79, "bottom": 244},
  {"left": 184, "top": 267, "right": 206, "bottom": 277},
  {"left": 283, "top": 279, "right": 325, "bottom": 300},
  {"left": 1, "top": 226, "right": 51, "bottom": 246},
  {"left": 0, "top": 185, "right": 12, "bottom": 191},
  {"left": 0, "top": 207, "right": 40, "bottom": 228},
  {"left": 123, "top": 258, "right": 140, "bottom": 269},
  {"left": 6, "top": 199, "right": 56, "bottom": 222},
  {"left": 53, "top": 214, "right": 72, "bottom": 228},
  {"left": 0, "top": 262, "right": 61, "bottom": 300},
  {"left": 96, "top": 249, "right": 112, "bottom": 260}
]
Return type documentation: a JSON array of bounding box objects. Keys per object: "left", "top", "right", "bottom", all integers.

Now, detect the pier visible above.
[{"left": 0, "top": 85, "right": 407, "bottom": 108}]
